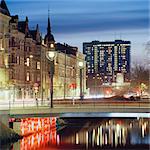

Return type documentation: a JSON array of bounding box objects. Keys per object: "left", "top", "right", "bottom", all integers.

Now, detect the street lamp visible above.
[
  {"left": 79, "top": 61, "right": 84, "bottom": 100},
  {"left": 46, "top": 43, "right": 56, "bottom": 108}
]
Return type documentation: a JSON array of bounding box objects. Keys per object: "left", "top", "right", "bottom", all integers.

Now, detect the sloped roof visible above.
[
  {"left": 30, "top": 30, "right": 36, "bottom": 40},
  {"left": 0, "top": 0, "right": 10, "bottom": 16},
  {"left": 18, "top": 21, "right": 26, "bottom": 33},
  {"left": 56, "top": 43, "right": 78, "bottom": 56}
]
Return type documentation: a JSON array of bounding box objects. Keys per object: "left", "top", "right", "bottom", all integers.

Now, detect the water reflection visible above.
[
  {"left": 13, "top": 117, "right": 57, "bottom": 150},
  {"left": 12, "top": 118, "right": 149, "bottom": 149},
  {"left": 57, "top": 118, "right": 149, "bottom": 149}
]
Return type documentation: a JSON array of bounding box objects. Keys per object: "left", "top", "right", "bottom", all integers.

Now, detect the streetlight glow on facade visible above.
[
  {"left": 50, "top": 43, "right": 54, "bottom": 48},
  {"left": 46, "top": 51, "right": 56, "bottom": 61},
  {"left": 79, "top": 61, "right": 84, "bottom": 68},
  {"left": 79, "top": 61, "right": 84, "bottom": 100}
]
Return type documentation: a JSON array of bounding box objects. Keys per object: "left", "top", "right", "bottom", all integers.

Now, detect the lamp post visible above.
[
  {"left": 46, "top": 43, "right": 56, "bottom": 108},
  {"left": 79, "top": 61, "right": 84, "bottom": 100}
]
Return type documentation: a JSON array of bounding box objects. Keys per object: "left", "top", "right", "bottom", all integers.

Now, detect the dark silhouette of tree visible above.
[
  {"left": 145, "top": 41, "right": 150, "bottom": 55},
  {"left": 131, "top": 64, "right": 149, "bottom": 90}
]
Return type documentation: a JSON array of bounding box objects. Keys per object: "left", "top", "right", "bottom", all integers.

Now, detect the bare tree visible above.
[
  {"left": 131, "top": 64, "right": 149, "bottom": 91},
  {"left": 145, "top": 41, "right": 150, "bottom": 54}
]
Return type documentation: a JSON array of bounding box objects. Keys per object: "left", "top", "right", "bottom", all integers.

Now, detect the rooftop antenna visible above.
[{"left": 48, "top": 5, "right": 50, "bottom": 18}]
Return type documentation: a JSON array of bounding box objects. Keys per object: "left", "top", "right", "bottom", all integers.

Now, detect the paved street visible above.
[{"left": 0, "top": 98, "right": 148, "bottom": 118}]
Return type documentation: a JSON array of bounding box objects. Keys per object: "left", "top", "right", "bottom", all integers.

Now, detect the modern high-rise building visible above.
[{"left": 83, "top": 40, "right": 131, "bottom": 91}]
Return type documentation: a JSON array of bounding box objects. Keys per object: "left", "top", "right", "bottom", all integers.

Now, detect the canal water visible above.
[{"left": 4, "top": 117, "right": 150, "bottom": 149}]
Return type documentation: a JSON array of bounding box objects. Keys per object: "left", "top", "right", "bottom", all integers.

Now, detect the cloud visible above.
[
  {"left": 6, "top": 0, "right": 149, "bottom": 63},
  {"left": 7, "top": 0, "right": 148, "bottom": 34}
]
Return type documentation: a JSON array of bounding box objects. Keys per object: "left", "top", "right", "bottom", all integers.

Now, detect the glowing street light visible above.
[
  {"left": 79, "top": 61, "right": 84, "bottom": 100},
  {"left": 46, "top": 43, "right": 57, "bottom": 108}
]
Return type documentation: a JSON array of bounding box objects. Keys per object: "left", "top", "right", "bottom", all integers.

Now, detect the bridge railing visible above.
[{"left": 0, "top": 99, "right": 149, "bottom": 111}]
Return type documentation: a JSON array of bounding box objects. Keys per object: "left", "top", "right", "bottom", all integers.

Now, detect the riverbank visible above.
[{"left": 0, "top": 121, "right": 22, "bottom": 146}]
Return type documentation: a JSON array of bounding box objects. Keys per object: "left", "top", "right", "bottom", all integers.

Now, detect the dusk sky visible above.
[{"left": 6, "top": 0, "right": 149, "bottom": 65}]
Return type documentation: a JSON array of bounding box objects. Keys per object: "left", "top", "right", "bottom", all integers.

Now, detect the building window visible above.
[
  {"left": 0, "top": 39, "right": 4, "bottom": 50},
  {"left": 26, "top": 46, "right": 31, "bottom": 52},
  {"left": 17, "top": 56, "right": 20, "bottom": 65},
  {"left": 26, "top": 72, "right": 30, "bottom": 81},
  {"left": 11, "top": 53, "right": 16, "bottom": 63},
  {"left": 37, "top": 62, "right": 40, "bottom": 70},
  {"left": 26, "top": 58, "right": 30, "bottom": 66},
  {"left": 11, "top": 37, "right": 15, "bottom": 47}
]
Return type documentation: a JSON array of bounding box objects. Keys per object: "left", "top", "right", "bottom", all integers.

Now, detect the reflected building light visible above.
[
  {"left": 100, "top": 126, "right": 103, "bottom": 146},
  {"left": 109, "top": 120, "right": 111, "bottom": 125},
  {"left": 38, "top": 119, "right": 41, "bottom": 128},
  {"left": 20, "top": 117, "right": 57, "bottom": 149},
  {"left": 103, "top": 131, "right": 105, "bottom": 146},
  {"left": 144, "top": 122, "right": 147, "bottom": 130},
  {"left": 105, "top": 133, "right": 107, "bottom": 145},
  {"left": 122, "top": 128, "right": 126, "bottom": 146},
  {"left": 106, "top": 122, "right": 108, "bottom": 128},
  {"left": 38, "top": 134, "right": 41, "bottom": 146},
  {"left": 28, "top": 137, "right": 30, "bottom": 146},
  {"left": 32, "top": 122, "right": 34, "bottom": 131},
  {"left": 28, "top": 124, "right": 31, "bottom": 132},
  {"left": 111, "top": 129, "right": 114, "bottom": 147},
  {"left": 22, "top": 138, "right": 24, "bottom": 147},
  {"left": 108, "top": 128, "right": 111, "bottom": 145},
  {"left": 21, "top": 127, "right": 24, "bottom": 135},
  {"left": 97, "top": 134, "right": 99, "bottom": 146},
  {"left": 76, "top": 133, "right": 79, "bottom": 144},
  {"left": 86, "top": 131, "right": 89, "bottom": 149},
  {"left": 116, "top": 124, "right": 120, "bottom": 137},
  {"left": 57, "top": 135, "right": 60, "bottom": 145},
  {"left": 129, "top": 123, "right": 132, "bottom": 128},
  {"left": 97, "top": 127, "right": 100, "bottom": 146},
  {"left": 119, "top": 129, "right": 122, "bottom": 145},
  {"left": 142, "top": 124, "right": 145, "bottom": 138},
  {"left": 92, "top": 129, "right": 95, "bottom": 147},
  {"left": 42, "top": 134, "right": 44, "bottom": 142},
  {"left": 31, "top": 135, "right": 34, "bottom": 146},
  {"left": 98, "top": 127, "right": 100, "bottom": 135},
  {"left": 36, "top": 124, "right": 38, "bottom": 131}
]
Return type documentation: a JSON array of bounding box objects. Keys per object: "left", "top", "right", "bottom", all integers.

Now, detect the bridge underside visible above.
[{"left": 9, "top": 107, "right": 150, "bottom": 118}]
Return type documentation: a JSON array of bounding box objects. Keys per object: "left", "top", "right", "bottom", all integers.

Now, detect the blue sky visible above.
[{"left": 6, "top": 0, "right": 149, "bottom": 64}]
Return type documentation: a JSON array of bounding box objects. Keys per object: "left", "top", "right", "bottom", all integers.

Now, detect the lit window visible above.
[
  {"left": 26, "top": 72, "right": 30, "bottom": 81},
  {"left": 26, "top": 58, "right": 30, "bottom": 66},
  {"left": 37, "top": 62, "right": 40, "bottom": 70},
  {"left": 17, "top": 56, "right": 20, "bottom": 65},
  {"left": 0, "top": 39, "right": 4, "bottom": 50}
]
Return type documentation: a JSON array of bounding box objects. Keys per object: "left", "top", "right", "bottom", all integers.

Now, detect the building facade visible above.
[
  {"left": 53, "top": 43, "right": 86, "bottom": 98},
  {"left": 0, "top": 0, "right": 86, "bottom": 102},
  {"left": 83, "top": 40, "right": 131, "bottom": 94},
  {"left": 0, "top": 0, "right": 11, "bottom": 101}
]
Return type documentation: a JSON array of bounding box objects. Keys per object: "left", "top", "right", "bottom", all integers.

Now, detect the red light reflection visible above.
[{"left": 20, "top": 117, "right": 57, "bottom": 150}]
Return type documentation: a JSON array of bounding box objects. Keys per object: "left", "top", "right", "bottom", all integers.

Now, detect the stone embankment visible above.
[{"left": 0, "top": 121, "right": 22, "bottom": 145}]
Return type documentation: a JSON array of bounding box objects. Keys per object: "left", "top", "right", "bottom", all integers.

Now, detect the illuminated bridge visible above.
[{"left": 0, "top": 99, "right": 149, "bottom": 118}]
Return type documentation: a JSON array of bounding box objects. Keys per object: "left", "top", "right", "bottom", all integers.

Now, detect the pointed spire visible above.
[
  {"left": 44, "top": 8, "right": 55, "bottom": 45},
  {"left": 47, "top": 17, "right": 51, "bottom": 35},
  {"left": 0, "top": 0, "right": 10, "bottom": 16},
  {"left": 35, "top": 24, "right": 41, "bottom": 44},
  {"left": 25, "top": 16, "right": 30, "bottom": 37},
  {"left": 36, "top": 24, "right": 39, "bottom": 32},
  {"left": 25, "top": 16, "right": 28, "bottom": 23}
]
